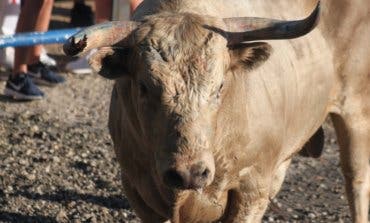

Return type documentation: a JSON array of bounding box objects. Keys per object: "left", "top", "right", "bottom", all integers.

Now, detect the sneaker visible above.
[
  {"left": 0, "top": 47, "right": 57, "bottom": 70},
  {"left": 70, "top": 2, "right": 94, "bottom": 27},
  {"left": 28, "top": 62, "right": 65, "bottom": 86},
  {"left": 65, "top": 49, "right": 96, "bottom": 74},
  {"left": 4, "top": 73, "right": 44, "bottom": 100},
  {"left": 40, "top": 47, "right": 57, "bottom": 67},
  {"left": 0, "top": 47, "right": 15, "bottom": 69}
]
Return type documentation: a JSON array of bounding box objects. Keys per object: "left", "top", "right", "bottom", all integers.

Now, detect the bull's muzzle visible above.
[{"left": 163, "top": 161, "right": 214, "bottom": 190}]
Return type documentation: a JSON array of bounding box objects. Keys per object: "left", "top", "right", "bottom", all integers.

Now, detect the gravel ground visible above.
[{"left": 0, "top": 1, "right": 353, "bottom": 222}]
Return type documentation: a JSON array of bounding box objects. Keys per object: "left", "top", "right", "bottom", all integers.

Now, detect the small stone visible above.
[
  {"left": 53, "top": 144, "right": 60, "bottom": 150},
  {"left": 45, "top": 165, "right": 50, "bottom": 173},
  {"left": 56, "top": 210, "right": 68, "bottom": 222},
  {"left": 102, "top": 207, "right": 109, "bottom": 215},
  {"left": 89, "top": 215, "right": 98, "bottom": 223},
  {"left": 113, "top": 211, "right": 119, "bottom": 217},
  {"left": 53, "top": 156, "right": 60, "bottom": 163},
  {"left": 82, "top": 133, "right": 89, "bottom": 139},
  {"left": 36, "top": 186, "right": 43, "bottom": 194},
  {"left": 6, "top": 186, "right": 13, "bottom": 192},
  {"left": 90, "top": 160, "right": 97, "bottom": 167},
  {"left": 68, "top": 201, "right": 76, "bottom": 208},
  {"left": 26, "top": 174, "right": 36, "bottom": 181},
  {"left": 308, "top": 213, "right": 316, "bottom": 219},
  {"left": 31, "top": 125, "right": 39, "bottom": 132},
  {"left": 19, "top": 159, "right": 28, "bottom": 165},
  {"left": 67, "top": 150, "right": 75, "bottom": 157}
]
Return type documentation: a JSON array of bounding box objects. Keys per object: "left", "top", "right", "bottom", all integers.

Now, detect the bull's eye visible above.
[
  {"left": 217, "top": 83, "right": 224, "bottom": 99},
  {"left": 139, "top": 82, "right": 148, "bottom": 97}
]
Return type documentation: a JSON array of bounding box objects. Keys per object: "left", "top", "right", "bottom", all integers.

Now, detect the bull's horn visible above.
[
  {"left": 222, "top": 1, "right": 320, "bottom": 45},
  {"left": 63, "top": 21, "right": 139, "bottom": 56}
]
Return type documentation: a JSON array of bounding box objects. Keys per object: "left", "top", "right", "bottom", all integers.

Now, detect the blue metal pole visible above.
[{"left": 0, "top": 28, "right": 81, "bottom": 48}]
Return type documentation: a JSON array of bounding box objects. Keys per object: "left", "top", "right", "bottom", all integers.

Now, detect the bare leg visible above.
[
  {"left": 94, "top": 0, "right": 112, "bottom": 23},
  {"left": 13, "top": 0, "right": 53, "bottom": 75},
  {"left": 130, "top": 0, "right": 143, "bottom": 14},
  {"left": 94, "top": 0, "right": 142, "bottom": 23},
  {"left": 27, "top": 0, "right": 53, "bottom": 65},
  {"left": 331, "top": 112, "right": 370, "bottom": 223}
]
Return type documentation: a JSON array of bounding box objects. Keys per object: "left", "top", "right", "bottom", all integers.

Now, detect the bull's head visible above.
[{"left": 64, "top": 2, "right": 320, "bottom": 191}]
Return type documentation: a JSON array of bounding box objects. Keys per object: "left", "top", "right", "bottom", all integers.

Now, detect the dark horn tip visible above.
[
  {"left": 288, "top": 0, "right": 321, "bottom": 37},
  {"left": 308, "top": 1, "right": 321, "bottom": 29},
  {"left": 63, "top": 35, "right": 88, "bottom": 56}
]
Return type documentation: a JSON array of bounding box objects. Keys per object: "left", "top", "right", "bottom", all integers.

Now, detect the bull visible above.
[{"left": 64, "top": 0, "right": 369, "bottom": 222}]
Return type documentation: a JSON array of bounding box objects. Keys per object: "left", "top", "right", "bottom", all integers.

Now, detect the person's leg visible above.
[
  {"left": 6, "top": 0, "right": 63, "bottom": 100},
  {"left": 26, "top": 0, "right": 54, "bottom": 65},
  {"left": 13, "top": 1, "right": 46, "bottom": 74},
  {"left": 130, "top": 0, "right": 142, "bottom": 14},
  {"left": 95, "top": 0, "right": 142, "bottom": 23},
  {"left": 66, "top": 0, "right": 112, "bottom": 74},
  {"left": 70, "top": 0, "right": 93, "bottom": 27},
  {"left": 0, "top": 1, "right": 20, "bottom": 69},
  {"left": 23, "top": 0, "right": 63, "bottom": 86},
  {"left": 5, "top": 0, "right": 46, "bottom": 100},
  {"left": 66, "top": 0, "right": 142, "bottom": 74},
  {"left": 95, "top": 0, "right": 112, "bottom": 23}
]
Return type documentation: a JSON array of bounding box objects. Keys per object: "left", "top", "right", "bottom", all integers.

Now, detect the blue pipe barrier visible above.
[{"left": 0, "top": 28, "right": 82, "bottom": 48}]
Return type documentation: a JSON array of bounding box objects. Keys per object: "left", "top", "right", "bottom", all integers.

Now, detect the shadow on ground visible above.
[
  {"left": 0, "top": 211, "right": 57, "bottom": 223},
  {"left": 10, "top": 189, "right": 130, "bottom": 210}
]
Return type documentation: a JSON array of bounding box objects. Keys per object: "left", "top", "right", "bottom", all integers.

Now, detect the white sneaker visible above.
[
  {"left": 0, "top": 47, "right": 56, "bottom": 69},
  {"left": 0, "top": 47, "right": 14, "bottom": 69},
  {"left": 65, "top": 49, "right": 96, "bottom": 74},
  {"left": 40, "top": 47, "right": 57, "bottom": 67}
]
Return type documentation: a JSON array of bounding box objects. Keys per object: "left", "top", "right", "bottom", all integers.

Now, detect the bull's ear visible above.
[
  {"left": 89, "top": 47, "right": 131, "bottom": 79},
  {"left": 228, "top": 42, "right": 272, "bottom": 71}
]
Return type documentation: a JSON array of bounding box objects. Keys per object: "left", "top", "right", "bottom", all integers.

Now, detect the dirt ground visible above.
[{"left": 0, "top": 1, "right": 353, "bottom": 222}]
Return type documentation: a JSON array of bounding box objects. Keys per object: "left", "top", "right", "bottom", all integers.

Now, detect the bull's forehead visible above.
[{"left": 133, "top": 13, "right": 228, "bottom": 107}]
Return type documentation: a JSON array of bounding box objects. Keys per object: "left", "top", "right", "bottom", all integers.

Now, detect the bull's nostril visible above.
[
  {"left": 191, "top": 163, "right": 211, "bottom": 179},
  {"left": 163, "top": 162, "right": 214, "bottom": 190},
  {"left": 201, "top": 168, "right": 210, "bottom": 178},
  {"left": 163, "top": 169, "right": 185, "bottom": 188}
]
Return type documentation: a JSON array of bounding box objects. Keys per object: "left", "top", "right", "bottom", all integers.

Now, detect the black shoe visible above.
[
  {"left": 28, "top": 62, "right": 65, "bottom": 86},
  {"left": 70, "top": 2, "right": 95, "bottom": 27},
  {"left": 4, "top": 73, "right": 44, "bottom": 100}
]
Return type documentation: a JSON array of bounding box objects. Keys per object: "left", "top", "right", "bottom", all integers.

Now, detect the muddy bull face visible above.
[{"left": 63, "top": 5, "right": 320, "bottom": 191}]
